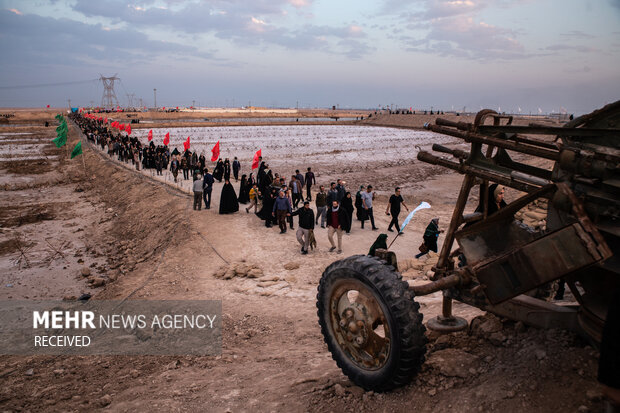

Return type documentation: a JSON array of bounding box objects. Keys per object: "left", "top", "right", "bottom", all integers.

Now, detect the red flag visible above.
[
  {"left": 210, "top": 141, "right": 220, "bottom": 162},
  {"left": 252, "top": 149, "right": 262, "bottom": 170},
  {"left": 126, "top": 124, "right": 132, "bottom": 135},
  {"left": 46, "top": 104, "right": 50, "bottom": 108},
  {"left": 176, "top": 106, "right": 179, "bottom": 110},
  {"left": 183, "top": 136, "right": 190, "bottom": 151},
  {"left": 104, "top": 117, "right": 108, "bottom": 124},
  {"left": 163, "top": 132, "right": 170, "bottom": 146},
  {"left": 119, "top": 123, "right": 125, "bottom": 131},
  {"left": 147, "top": 130, "right": 153, "bottom": 141}
]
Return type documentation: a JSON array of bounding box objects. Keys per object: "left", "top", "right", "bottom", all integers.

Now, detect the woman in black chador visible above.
[
  {"left": 213, "top": 159, "right": 224, "bottom": 182},
  {"left": 415, "top": 218, "right": 442, "bottom": 259},
  {"left": 257, "top": 187, "right": 277, "bottom": 227},
  {"left": 238, "top": 174, "right": 250, "bottom": 204},
  {"left": 355, "top": 185, "right": 364, "bottom": 221},
  {"left": 198, "top": 152, "right": 206, "bottom": 171},
  {"left": 342, "top": 191, "right": 354, "bottom": 234},
  {"left": 219, "top": 179, "right": 239, "bottom": 214},
  {"left": 223, "top": 158, "right": 231, "bottom": 182}
]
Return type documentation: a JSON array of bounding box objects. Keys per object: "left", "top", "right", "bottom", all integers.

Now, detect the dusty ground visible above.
[{"left": 0, "top": 111, "right": 606, "bottom": 412}]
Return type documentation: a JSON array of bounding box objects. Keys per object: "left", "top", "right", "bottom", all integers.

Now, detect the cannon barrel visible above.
[
  {"left": 417, "top": 151, "right": 547, "bottom": 193},
  {"left": 431, "top": 143, "right": 469, "bottom": 159},
  {"left": 435, "top": 116, "right": 620, "bottom": 138},
  {"left": 435, "top": 118, "right": 472, "bottom": 131},
  {"left": 426, "top": 124, "right": 560, "bottom": 161}
]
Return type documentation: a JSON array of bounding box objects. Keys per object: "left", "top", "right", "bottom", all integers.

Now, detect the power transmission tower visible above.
[
  {"left": 125, "top": 93, "right": 136, "bottom": 108},
  {"left": 99, "top": 74, "right": 120, "bottom": 109}
]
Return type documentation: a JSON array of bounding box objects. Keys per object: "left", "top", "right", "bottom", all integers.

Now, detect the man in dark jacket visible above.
[
  {"left": 202, "top": 168, "right": 215, "bottom": 209},
  {"left": 326, "top": 200, "right": 350, "bottom": 254},
  {"left": 326, "top": 182, "right": 339, "bottom": 205},
  {"left": 315, "top": 185, "right": 327, "bottom": 228},
  {"left": 304, "top": 167, "right": 316, "bottom": 201},
  {"left": 386, "top": 187, "right": 409, "bottom": 233},
  {"left": 295, "top": 169, "right": 305, "bottom": 187},
  {"left": 272, "top": 190, "right": 292, "bottom": 233},
  {"left": 335, "top": 179, "right": 346, "bottom": 202},
  {"left": 291, "top": 201, "right": 315, "bottom": 254}
]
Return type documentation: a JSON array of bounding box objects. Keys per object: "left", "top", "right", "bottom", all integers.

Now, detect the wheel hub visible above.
[
  {"left": 339, "top": 307, "right": 369, "bottom": 348},
  {"left": 329, "top": 280, "right": 391, "bottom": 370}
]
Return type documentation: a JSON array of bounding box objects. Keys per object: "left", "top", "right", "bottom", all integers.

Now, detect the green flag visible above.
[
  {"left": 55, "top": 114, "right": 63, "bottom": 121},
  {"left": 53, "top": 130, "right": 67, "bottom": 148},
  {"left": 56, "top": 121, "right": 67, "bottom": 134},
  {"left": 70, "top": 141, "right": 82, "bottom": 159}
]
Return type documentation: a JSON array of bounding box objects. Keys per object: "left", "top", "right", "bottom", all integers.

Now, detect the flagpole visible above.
[
  {"left": 81, "top": 140, "right": 87, "bottom": 177},
  {"left": 387, "top": 233, "right": 400, "bottom": 250}
]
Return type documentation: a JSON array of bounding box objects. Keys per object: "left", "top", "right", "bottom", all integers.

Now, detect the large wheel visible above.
[{"left": 316, "top": 255, "right": 427, "bottom": 391}]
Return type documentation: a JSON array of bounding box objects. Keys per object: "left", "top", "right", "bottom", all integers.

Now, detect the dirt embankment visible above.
[
  {"left": 78, "top": 152, "right": 191, "bottom": 291},
  {"left": 0, "top": 118, "right": 191, "bottom": 299}
]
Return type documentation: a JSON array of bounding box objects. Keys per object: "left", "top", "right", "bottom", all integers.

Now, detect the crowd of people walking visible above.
[{"left": 71, "top": 112, "right": 443, "bottom": 257}]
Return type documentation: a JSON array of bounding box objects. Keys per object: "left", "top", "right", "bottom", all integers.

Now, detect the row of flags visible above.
[
  {"left": 144, "top": 131, "right": 262, "bottom": 169},
  {"left": 82, "top": 114, "right": 135, "bottom": 135},
  {"left": 82, "top": 114, "right": 262, "bottom": 169},
  {"left": 52, "top": 114, "right": 82, "bottom": 159}
]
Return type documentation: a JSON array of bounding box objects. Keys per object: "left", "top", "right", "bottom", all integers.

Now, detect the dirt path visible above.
[{"left": 0, "top": 117, "right": 605, "bottom": 412}]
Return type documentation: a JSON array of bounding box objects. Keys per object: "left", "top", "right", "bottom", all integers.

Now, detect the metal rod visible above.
[
  {"left": 436, "top": 174, "right": 475, "bottom": 272},
  {"left": 507, "top": 135, "right": 559, "bottom": 150},
  {"left": 442, "top": 296, "right": 453, "bottom": 318},
  {"left": 510, "top": 171, "right": 551, "bottom": 186},
  {"left": 411, "top": 273, "right": 462, "bottom": 296}
]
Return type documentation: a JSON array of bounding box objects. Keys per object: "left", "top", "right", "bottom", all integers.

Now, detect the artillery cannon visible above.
[{"left": 316, "top": 101, "right": 619, "bottom": 391}]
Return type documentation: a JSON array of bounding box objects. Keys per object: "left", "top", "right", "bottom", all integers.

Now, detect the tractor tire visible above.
[{"left": 316, "top": 255, "right": 427, "bottom": 391}]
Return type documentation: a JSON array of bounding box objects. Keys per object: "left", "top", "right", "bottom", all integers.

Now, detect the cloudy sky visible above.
[{"left": 0, "top": 0, "right": 618, "bottom": 114}]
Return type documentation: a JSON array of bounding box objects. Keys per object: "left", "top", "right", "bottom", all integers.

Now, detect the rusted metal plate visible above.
[
  {"left": 475, "top": 223, "right": 602, "bottom": 305},
  {"left": 458, "top": 220, "right": 538, "bottom": 266}
]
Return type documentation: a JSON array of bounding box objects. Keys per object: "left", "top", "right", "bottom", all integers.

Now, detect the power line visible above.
[{"left": 0, "top": 79, "right": 99, "bottom": 90}]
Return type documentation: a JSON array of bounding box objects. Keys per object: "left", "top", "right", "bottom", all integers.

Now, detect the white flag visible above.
[{"left": 400, "top": 202, "right": 431, "bottom": 233}]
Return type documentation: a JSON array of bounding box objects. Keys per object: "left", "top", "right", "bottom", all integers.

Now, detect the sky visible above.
[{"left": 0, "top": 0, "right": 619, "bottom": 114}]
